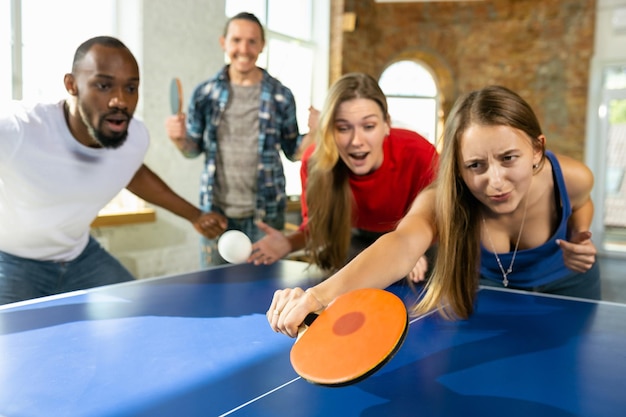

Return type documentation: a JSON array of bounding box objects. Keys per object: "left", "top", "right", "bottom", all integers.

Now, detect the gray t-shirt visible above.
[{"left": 214, "top": 83, "right": 260, "bottom": 218}]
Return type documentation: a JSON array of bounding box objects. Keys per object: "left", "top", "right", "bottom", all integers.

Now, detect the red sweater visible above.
[{"left": 300, "top": 128, "right": 438, "bottom": 233}]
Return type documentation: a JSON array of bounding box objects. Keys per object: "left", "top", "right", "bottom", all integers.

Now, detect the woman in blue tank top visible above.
[{"left": 267, "top": 85, "right": 600, "bottom": 335}]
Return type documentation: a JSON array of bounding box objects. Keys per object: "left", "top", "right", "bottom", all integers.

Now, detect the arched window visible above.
[{"left": 379, "top": 60, "right": 439, "bottom": 144}]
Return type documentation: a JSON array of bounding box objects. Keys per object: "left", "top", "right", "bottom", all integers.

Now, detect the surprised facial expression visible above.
[
  {"left": 70, "top": 44, "right": 139, "bottom": 148},
  {"left": 333, "top": 98, "right": 390, "bottom": 176}
]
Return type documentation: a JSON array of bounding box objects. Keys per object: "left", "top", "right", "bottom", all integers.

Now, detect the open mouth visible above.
[
  {"left": 349, "top": 152, "right": 369, "bottom": 161},
  {"left": 103, "top": 115, "right": 129, "bottom": 133}
]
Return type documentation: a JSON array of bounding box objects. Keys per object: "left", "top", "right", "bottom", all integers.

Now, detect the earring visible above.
[{"left": 533, "top": 163, "right": 538, "bottom": 169}]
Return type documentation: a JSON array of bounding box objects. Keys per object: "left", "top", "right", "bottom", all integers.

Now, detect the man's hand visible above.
[
  {"left": 165, "top": 114, "right": 187, "bottom": 142},
  {"left": 308, "top": 106, "right": 320, "bottom": 132},
  {"left": 249, "top": 221, "right": 292, "bottom": 265},
  {"left": 192, "top": 212, "right": 227, "bottom": 239}
]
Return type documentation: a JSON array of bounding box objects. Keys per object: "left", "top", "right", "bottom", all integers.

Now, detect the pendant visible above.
[{"left": 503, "top": 269, "right": 511, "bottom": 287}]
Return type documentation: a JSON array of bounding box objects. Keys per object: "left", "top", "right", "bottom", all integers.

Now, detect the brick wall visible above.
[{"left": 334, "top": 0, "right": 596, "bottom": 160}]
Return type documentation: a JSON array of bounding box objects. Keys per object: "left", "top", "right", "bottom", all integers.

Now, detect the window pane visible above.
[
  {"left": 604, "top": 98, "right": 626, "bottom": 228},
  {"left": 21, "top": 0, "right": 116, "bottom": 102},
  {"left": 379, "top": 61, "right": 437, "bottom": 97},
  {"left": 267, "top": 0, "right": 312, "bottom": 40},
  {"left": 606, "top": 65, "right": 626, "bottom": 90},
  {"left": 267, "top": 38, "right": 313, "bottom": 128},
  {"left": 380, "top": 60, "right": 439, "bottom": 144},
  {"left": 387, "top": 97, "right": 437, "bottom": 143},
  {"left": 0, "top": 1, "right": 11, "bottom": 99},
  {"left": 267, "top": 38, "right": 313, "bottom": 197}
]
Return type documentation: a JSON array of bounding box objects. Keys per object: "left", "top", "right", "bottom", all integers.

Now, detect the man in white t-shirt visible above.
[{"left": 0, "top": 36, "right": 227, "bottom": 305}]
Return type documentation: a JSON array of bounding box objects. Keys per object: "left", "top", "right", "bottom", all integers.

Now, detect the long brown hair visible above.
[
  {"left": 306, "top": 73, "right": 390, "bottom": 271},
  {"left": 413, "top": 85, "right": 546, "bottom": 319}
]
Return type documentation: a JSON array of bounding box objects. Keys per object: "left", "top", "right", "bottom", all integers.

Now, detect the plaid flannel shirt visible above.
[{"left": 185, "top": 66, "right": 302, "bottom": 222}]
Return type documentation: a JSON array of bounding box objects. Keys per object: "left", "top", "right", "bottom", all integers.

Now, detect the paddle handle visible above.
[
  {"left": 304, "top": 313, "right": 318, "bottom": 326},
  {"left": 296, "top": 313, "right": 319, "bottom": 340}
]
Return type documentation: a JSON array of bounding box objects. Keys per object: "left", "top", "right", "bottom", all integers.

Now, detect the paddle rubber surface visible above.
[
  {"left": 290, "top": 288, "right": 408, "bottom": 387},
  {"left": 169, "top": 77, "right": 182, "bottom": 114}
]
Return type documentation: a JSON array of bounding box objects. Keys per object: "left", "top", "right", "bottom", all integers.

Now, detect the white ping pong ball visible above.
[{"left": 218, "top": 230, "right": 252, "bottom": 264}]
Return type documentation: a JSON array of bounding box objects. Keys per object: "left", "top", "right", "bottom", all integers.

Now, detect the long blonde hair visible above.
[
  {"left": 413, "top": 85, "right": 546, "bottom": 319},
  {"left": 306, "top": 73, "right": 390, "bottom": 271}
]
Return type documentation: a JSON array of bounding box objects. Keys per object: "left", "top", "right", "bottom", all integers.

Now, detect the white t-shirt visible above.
[{"left": 0, "top": 100, "right": 149, "bottom": 261}]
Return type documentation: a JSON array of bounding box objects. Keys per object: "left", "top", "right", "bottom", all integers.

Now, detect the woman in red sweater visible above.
[{"left": 249, "top": 73, "right": 439, "bottom": 280}]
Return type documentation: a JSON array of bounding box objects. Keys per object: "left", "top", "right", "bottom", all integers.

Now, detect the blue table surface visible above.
[{"left": 0, "top": 260, "right": 625, "bottom": 417}]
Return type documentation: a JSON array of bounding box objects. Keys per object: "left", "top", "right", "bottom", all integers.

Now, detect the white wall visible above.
[{"left": 592, "top": 0, "right": 626, "bottom": 61}]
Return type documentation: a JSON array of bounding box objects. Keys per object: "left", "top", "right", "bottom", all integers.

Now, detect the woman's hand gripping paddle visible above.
[{"left": 290, "top": 288, "right": 408, "bottom": 387}]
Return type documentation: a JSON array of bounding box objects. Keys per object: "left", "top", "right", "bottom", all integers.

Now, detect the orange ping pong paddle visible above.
[
  {"left": 290, "top": 288, "right": 408, "bottom": 387},
  {"left": 169, "top": 77, "right": 183, "bottom": 114}
]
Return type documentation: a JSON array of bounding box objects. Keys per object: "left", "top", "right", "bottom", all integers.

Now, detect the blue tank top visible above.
[{"left": 480, "top": 151, "right": 571, "bottom": 287}]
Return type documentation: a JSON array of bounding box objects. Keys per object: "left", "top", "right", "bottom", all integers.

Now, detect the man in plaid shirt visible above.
[{"left": 165, "top": 12, "right": 309, "bottom": 266}]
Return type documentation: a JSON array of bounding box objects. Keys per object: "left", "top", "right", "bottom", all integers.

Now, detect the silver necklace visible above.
[{"left": 482, "top": 198, "right": 529, "bottom": 287}]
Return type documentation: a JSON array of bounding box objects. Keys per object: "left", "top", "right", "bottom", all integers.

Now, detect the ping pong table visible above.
[{"left": 0, "top": 260, "right": 624, "bottom": 417}]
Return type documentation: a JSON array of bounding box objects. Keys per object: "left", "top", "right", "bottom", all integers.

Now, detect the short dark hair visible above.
[
  {"left": 223, "top": 12, "right": 265, "bottom": 42},
  {"left": 72, "top": 36, "right": 129, "bottom": 72}
]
